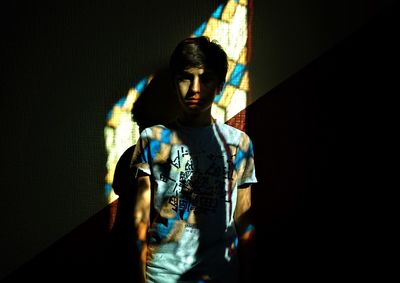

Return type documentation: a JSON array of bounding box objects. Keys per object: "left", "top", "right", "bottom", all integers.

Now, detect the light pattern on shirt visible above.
[{"left": 131, "top": 121, "right": 256, "bottom": 282}]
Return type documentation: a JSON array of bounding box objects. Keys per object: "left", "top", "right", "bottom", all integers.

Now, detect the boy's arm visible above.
[
  {"left": 134, "top": 174, "right": 151, "bottom": 283},
  {"left": 234, "top": 185, "right": 255, "bottom": 282}
]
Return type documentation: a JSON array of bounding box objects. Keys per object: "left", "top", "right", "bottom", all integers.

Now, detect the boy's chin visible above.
[{"left": 183, "top": 105, "right": 209, "bottom": 113}]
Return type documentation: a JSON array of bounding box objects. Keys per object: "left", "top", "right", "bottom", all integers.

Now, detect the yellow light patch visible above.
[
  {"left": 239, "top": 70, "right": 249, "bottom": 91},
  {"left": 212, "top": 5, "right": 247, "bottom": 61},
  {"left": 226, "top": 60, "right": 236, "bottom": 81},
  {"left": 238, "top": 47, "right": 247, "bottom": 65},
  {"left": 221, "top": 0, "right": 238, "bottom": 22},
  {"left": 108, "top": 190, "right": 118, "bottom": 203},
  {"left": 202, "top": 18, "right": 221, "bottom": 39},
  {"left": 154, "top": 143, "right": 172, "bottom": 164},
  {"left": 105, "top": 170, "right": 114, "bottom": 184},
  {"left": 107, "top": 107, "right": 122, "bottom": 128},
  {"left": 124, "top": 88, "right": 140, "bottom": 111},
  {"left": 218, "top": 84, "right": 237, "bottom": 108}
]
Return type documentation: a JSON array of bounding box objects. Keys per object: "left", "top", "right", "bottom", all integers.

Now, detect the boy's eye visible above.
[
  {"left": 200, "top": 73, "right": 218, "bottom": 84},
  {"left": 177, "top": 73, "right": 193, "bottom": 82},
  {"left": 201, "top": 74, "right": 213, "bottom": 83}
]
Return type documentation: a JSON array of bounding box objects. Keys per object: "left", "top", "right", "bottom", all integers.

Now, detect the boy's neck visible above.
[{"left": 177, "top": 112, "right": 215, "bottom": 128}]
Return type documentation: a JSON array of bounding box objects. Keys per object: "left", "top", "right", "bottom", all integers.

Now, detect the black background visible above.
[{"left": 0, "top": 0, "right": 396, "bottom": 279}]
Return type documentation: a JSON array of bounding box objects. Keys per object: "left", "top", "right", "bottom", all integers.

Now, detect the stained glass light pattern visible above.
[
  {"left": 104, "top": 0, "right": 251, "bottom": 203},
  {"left": 104, "top": 77, "right": 151, "bottom": 202}
]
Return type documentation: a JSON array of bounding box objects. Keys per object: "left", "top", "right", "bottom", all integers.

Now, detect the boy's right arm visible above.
[{"left": 134, "top": 174, "right": 151, "bottom": 283}]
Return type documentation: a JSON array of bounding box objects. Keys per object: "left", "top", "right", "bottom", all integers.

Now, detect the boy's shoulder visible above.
[
  {"left": 139, "top": 124, "right": 169, "bottom": 135},
  {"left": 218, "top": 122, "right": 250, "bottom": 137}
]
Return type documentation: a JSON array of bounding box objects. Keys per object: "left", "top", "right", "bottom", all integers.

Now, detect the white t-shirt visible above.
[{"left": 131, "top": 120, "right": 257, "bottom": 283}]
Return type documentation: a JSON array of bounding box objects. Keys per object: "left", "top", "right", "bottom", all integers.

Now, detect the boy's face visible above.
[{"left": 175, "top": 66, "right": 222, "bottom": 114}]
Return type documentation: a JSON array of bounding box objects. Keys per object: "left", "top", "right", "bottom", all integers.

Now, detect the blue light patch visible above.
[
  {"left": 213, "top": 84, "right": 226, "bottom": 103},
  {"left": 248, "top": 140, "right": 254, "bottom": 156},
  {"left": 149, "top": 140, "right": 161, "bottom": 160},
  {"left": 181, "top": 205, "right": 191, "bottom": 221},
  {"left": 193, "top": 21, "right": 207, "bottom": 37},
  {"left": 104, "top": 183, "right": 113, "bottom": 197},
  {"left": 245, "top": 224, "right": 255, "bottom": 233},
  {"left": 136, "top": 240, "right": 142, "bottom": 250},
  {"left": 143, "top": 144, "right": 150, "bottom": 163},
  {"left": 160, "top": 129, "right": 171, "bottom": 144},
  {"left": 235, "top": 147, "right": 245, "bottom": 171},
  {"left": 214, "top": 93, "right": 222, "bottom": 103},
  {"left": 135, "top": 77, "right": 149, "bottom": 94},
  {"left": 212, "top": 4, "right": 224, "bottom": 19},
  {"left": 154, "top": 218, "right": 176, "bottom": 240},
  {"left": 106, "top": 109, "right": 113, "bottom": 121},
  {"left": 229, "top": 64, "right": 245, "bottom": 87},
  {"left": 116, "top": 97, "right": 126, "bottom": 107}
]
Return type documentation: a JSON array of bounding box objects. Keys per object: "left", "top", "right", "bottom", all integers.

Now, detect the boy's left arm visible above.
[{"left": 234, "top": 185, "right": 255, "bottom": 282}]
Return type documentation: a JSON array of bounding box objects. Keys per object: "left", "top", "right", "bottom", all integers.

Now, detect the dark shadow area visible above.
[
  {"left": 1, "top": 203, "right": 116, "bottom": 281},
  {"left": 108, "top": 145, "right": 141, "bottom": 281},
  {"left": 109, "top": 68, "right": 183, "bottom": 281},
  {"left": 3, "top": 2, "right": 398, "bottom": 281},
  {"left": 171, "top": 122, "right": 228, "bottom": 282},
  {"left": 132, "top": 67, "right": 180, "bottom": 130},
  {"left": 245, "top": 3, "right": 398, "bottom": 281},
  {"left": 2, "top": 68, "right": 180, "bottom": 282},
  {"left": 0, "top": 1, "right": 223, "bottom": 278}
]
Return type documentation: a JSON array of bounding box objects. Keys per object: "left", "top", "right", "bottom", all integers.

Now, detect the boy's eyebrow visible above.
[
  {"left": 177, "top": 71, "right": 194, "bottom": 78},
  {"left": 181, "top": 70, "right": 193, "bottom": 74}
]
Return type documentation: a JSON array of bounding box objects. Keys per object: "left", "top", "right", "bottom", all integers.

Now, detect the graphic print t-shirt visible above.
[{"left": 131, "top": 121, "right": 257, "bottom": 283}]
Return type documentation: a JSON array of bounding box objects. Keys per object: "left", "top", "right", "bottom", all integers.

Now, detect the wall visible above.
[{"left": 0, "top": 0, "right": 395, "bottom": 279}]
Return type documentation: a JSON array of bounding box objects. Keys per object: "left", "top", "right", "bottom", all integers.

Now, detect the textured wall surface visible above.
[{"left": 0, "top": 0, "right": 396, "bottom": 279}]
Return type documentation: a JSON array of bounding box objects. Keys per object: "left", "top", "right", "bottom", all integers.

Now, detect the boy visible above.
[{"left": 132, "top": 36, "right": 257, "bottom": 283}]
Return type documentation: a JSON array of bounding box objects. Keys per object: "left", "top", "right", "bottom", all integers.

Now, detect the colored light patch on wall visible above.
[
  {"left": 229, "top": 63, "right": 245, "bottom": 86},
  {"left": 104, "top": 0, "right": 252, "bottom": 203}
]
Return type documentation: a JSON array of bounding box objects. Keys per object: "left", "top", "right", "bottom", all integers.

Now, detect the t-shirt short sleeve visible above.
[
  {"left": 236, "top": 133, "right": 257, "bottom": 187},
  {"left": 130, "top": 128, "right": 152, "bottom": 176}
]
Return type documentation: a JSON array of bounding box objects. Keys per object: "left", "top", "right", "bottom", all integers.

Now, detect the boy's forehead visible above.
[{"left": 179, "top": 66, "right": 217, "bottom": 74}]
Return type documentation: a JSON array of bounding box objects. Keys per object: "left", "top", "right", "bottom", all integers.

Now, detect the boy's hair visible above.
[{"left": 169, "top": 36, "right": 228, "bottom": 86}]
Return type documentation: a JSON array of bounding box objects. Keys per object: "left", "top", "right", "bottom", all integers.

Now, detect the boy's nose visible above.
[{"left": 190, "top": 76, "right": 200, "bottom": 93}]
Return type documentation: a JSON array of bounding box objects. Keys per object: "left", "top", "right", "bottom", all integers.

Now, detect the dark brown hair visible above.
[{"left": 169, "top": 36, "right": 228, "bottom": 86}]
